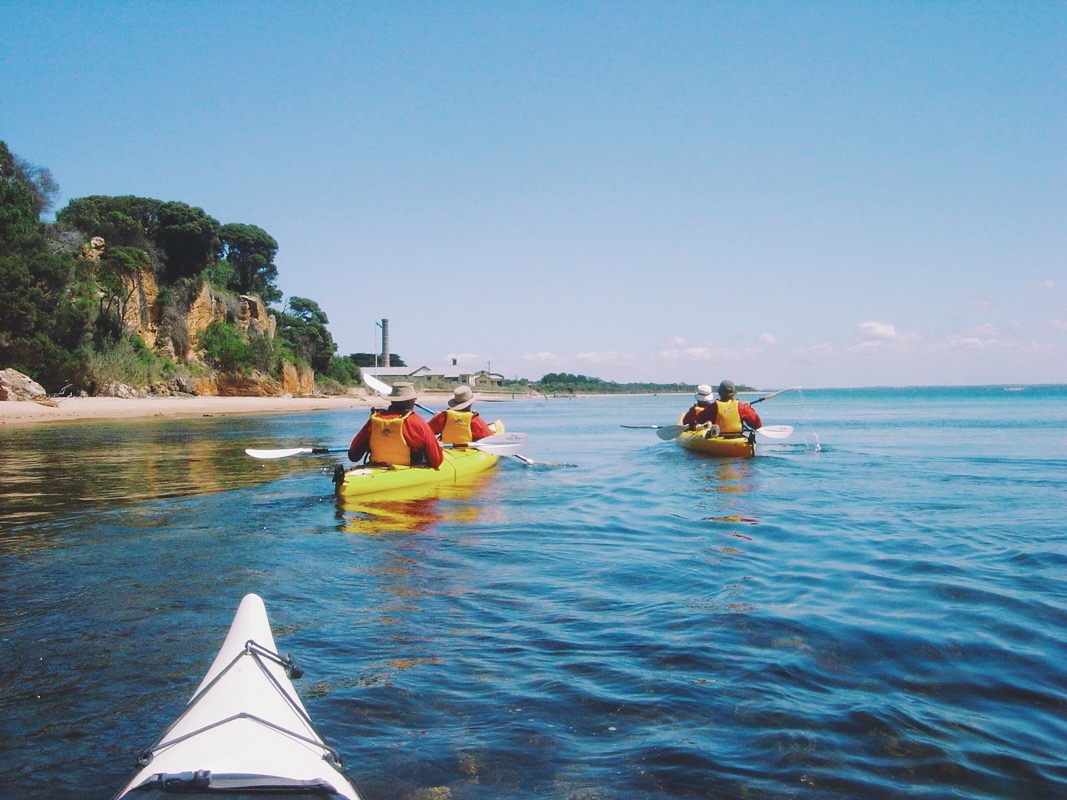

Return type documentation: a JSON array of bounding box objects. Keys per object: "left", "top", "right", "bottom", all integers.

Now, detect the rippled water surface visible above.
[{"left": 2, "top": 387, "right": 1066, "bottom": 799}]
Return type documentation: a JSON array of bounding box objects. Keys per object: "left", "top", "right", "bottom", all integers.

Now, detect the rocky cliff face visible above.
[{"left": 111, "top": 261, "right": 310, "bottom": 397}]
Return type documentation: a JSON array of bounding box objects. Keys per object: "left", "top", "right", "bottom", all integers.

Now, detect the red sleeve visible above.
[
  {"left": 739, "top": 402, "right": 762, "bottom": 429},
  {"left": 348, "top": 418, "right": 372, "bottom": 462},
  {"left": 404, "top": 414, "right": 444, "bottom": 469},
  {"left": 681, "top": 405, "right": 698, "bottom": 426},
  {"left": 427, "top": 412, "right": 446, "bottom": 435},
  {"left": 470, "top": 414, "right": 494, "bottom": 440},
  {"left": 695, "top": 404, "right": 717, "bottom": 424}
]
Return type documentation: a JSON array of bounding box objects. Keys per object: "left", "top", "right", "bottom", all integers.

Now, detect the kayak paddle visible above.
[
  {"left": 245, "top": 446, "right": 349, "bottom": 459},
  {"left": 446, "top": 431, "right": 529, "bottom": 456},
  {"left": 750, "top": 386, "right": 801, "bottom": 405},
  {"left": 754, "top": 424, "right": 794, "bottom": 438},
  {"left": 622, "top": 423, "right": 794, "bottom": 441},
  {"left": 246, "top": 432, "right": 529, "bottom": 461}
]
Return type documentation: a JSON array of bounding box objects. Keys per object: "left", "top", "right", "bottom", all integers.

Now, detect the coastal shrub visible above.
[
  {"left": 247, "top": 332, "right": 277, "bottom": 373},
  {"left": 325, "top": 355, "right": 361, "bottom": 385},
  {"left": 87, "top": 336, "right": 160, "bottom": 389},
  {"left": 197, "top": 321, "right": 253, "bottom": 374}
]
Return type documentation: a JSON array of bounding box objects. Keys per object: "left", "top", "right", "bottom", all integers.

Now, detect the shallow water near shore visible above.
[{"left": 1, "top": 387, "right": 1065, "bottom": 799}]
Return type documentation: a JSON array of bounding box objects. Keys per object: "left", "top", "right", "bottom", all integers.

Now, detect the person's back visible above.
[
  {"left": 682, "top": 384, "right": 715, "bottom": 429},
  {"left": 430, "top": 385, "right": 494, "bottom": 444},
  {"left": 708, "top": 380, "right": 761, "bottom": 435},
  {"left": 349, "top": 382, "right": 444, "bottom": 468}
]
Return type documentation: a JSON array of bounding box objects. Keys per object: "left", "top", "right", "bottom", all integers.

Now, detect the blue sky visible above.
[{"left": 3, "top": 2, "right": 1063, "bottom": 387}]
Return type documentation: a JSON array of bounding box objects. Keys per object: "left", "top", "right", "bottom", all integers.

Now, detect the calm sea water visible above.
[{"left": 1, "top": 387, "right": 1065, "bottom": 799}]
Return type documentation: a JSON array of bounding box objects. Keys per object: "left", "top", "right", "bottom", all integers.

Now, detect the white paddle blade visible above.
[
  {"left": 755, "top": 425, "right": 793, "bottom": 439},
  {"left": 245, "top": 447, "right": 314, "bottom": 459},
  {"left": 363, "top": 373, "right": 391, "bottom": 395},
  {"left": 468, "top": 432, "right": 529, "bottom": 455},
  {"left": 656, "top": 425, "right": 686, "bottom": 440}
]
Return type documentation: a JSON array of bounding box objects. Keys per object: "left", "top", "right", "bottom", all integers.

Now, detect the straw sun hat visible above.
[
  {"left": 448, "top": 385, "right": 477, "bottom": 410},
  {"left": 388, "top": 381, "right": 418, "bottom": 402}
]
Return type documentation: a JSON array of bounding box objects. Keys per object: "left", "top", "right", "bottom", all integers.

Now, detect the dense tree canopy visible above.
[
  {"left": 57, "top": 195, "right": 221, "bottom": 280},
  {"left": 217, "top": 223, "right": 280, "bottom": 302},
  {"left": 276, "top": 296, "right": 337, "bottom": 373},
  {"left": 0, "top": 143, "right": 92, "bottom": 387}
]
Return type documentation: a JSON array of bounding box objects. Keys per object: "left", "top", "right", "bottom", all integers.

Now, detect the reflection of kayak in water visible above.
[
  {"left": 676, "top": 428, "right": 756, "bottom": 458},
  {"left": 333, "top": 421, "right": 507, "bottom": 499},
  {"left": 113, "top": 593, "right": 361, "bottom": 800},
  {"left": 338, "top": 473, "right": 493, "bottom": 535}
]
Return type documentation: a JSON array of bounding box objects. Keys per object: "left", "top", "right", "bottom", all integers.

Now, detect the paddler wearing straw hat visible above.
[
  {"left": 348, "top": 381, "right": 444, "bottom": 468},
  {"left": 682, "top": 384, "right": 716, "bottom": 431},
  {"left": 684, "top": 380, "right": 762, "bottom": 437},
  {"left": 428, "top": 385, "right": 495, "bottom": 445}
]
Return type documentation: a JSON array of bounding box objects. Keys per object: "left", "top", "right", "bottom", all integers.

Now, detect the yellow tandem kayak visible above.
[
  {"left": 676, "top": 428, "right": 756, "bottom": 458},
  {"left": 333, "top": 421, "right": 506, "bottom": 499}
]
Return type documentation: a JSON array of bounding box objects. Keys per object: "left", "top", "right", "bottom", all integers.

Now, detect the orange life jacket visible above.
[
  {"left": 369, "top": 412, "right": 412, "bottom": 465},
  {"left": 440, "top": 409, "right": 475, "bottom": 445}
]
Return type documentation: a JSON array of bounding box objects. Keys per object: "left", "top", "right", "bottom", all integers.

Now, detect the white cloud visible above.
[
  {"left": 1052, "top": 318, "right": 1067, "bottom": 332},
  {"left": 667, "top": 336, "right": 687, "bottom": 346},
  {"left": 1034, "top": 278, "right": 1056, "bottom": 291},
  {"left": 965, "top": 323, "right": 999, "bottom": 338},
  {"left": 520, "top": 351, "right": 558, "bottom": 363},
  {"left": 758, "top": 332, "right": 778, "bottom": 345},
  {"left": 660, "top": 346, "right": 720, "bottom": 361},
  {"left": 576, "top": 351, "right": 635, "bottom": 365},
  {"left": 447, "top": 352, "right": 479, "bottom": 363},
  {"left": 858, "top": 321, "right": 915, "bottom": 342}
]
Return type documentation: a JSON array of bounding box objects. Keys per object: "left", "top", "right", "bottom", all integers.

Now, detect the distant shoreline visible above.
[
  {"left": 0, "top": 388, "right": 790, "bottom": 427},
  {"left": 0, "top": 392, "right": 485, "bottom": 427}
]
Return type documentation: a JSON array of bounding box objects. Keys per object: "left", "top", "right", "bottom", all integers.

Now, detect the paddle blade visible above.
[
  {"left": 754, "top": 425, "right": 793, "bottom": 439},
  {"left": 467, "top": 432, "right": 529, "bottom": 455},
  {"left": 655, "top": 425, "right": 686, "bottom": 440},
  {"left": 244, "top": 446, "right": 348, "bottom": 459},
  {"left": 245, "top": 447, "right": 314, "bottom": 459},
  {"left": 363, "top": 373, "right": 391, "bottom": 395}
]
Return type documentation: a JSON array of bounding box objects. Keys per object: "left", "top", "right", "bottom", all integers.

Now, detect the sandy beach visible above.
[{"left": 0, "top": 392, "right": 460, "bottom": 427}]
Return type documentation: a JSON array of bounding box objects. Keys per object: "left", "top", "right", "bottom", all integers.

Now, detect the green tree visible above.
[
  {"left": 217, "top": 222, "right": 280, "bottom": 302},
  {"left": 154, "top": 201, "right": 221, "bottom": 281},
  {"left": 276, "top": 297, "right": 336, "bottom": 373},
  {"left": 11, "top": 155, "right": 59, "bottom": 217},
  {"left": 197, "top": 321, "right": 253, "bottom": 374},
  {"left": 57, "top": 196, "right": 222, "bottom": 281},
  {"left": 0, "top": 141, "right": 93, "bottom": 389},
  {"left": 57, "top": 195, "right": 159, "bottom": 251},
  {"left": 92, "top": 245, "right": 154, "bottom": 347},
  {"left": 325, "top": 355, "right": 361, "bottom": 384}
]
